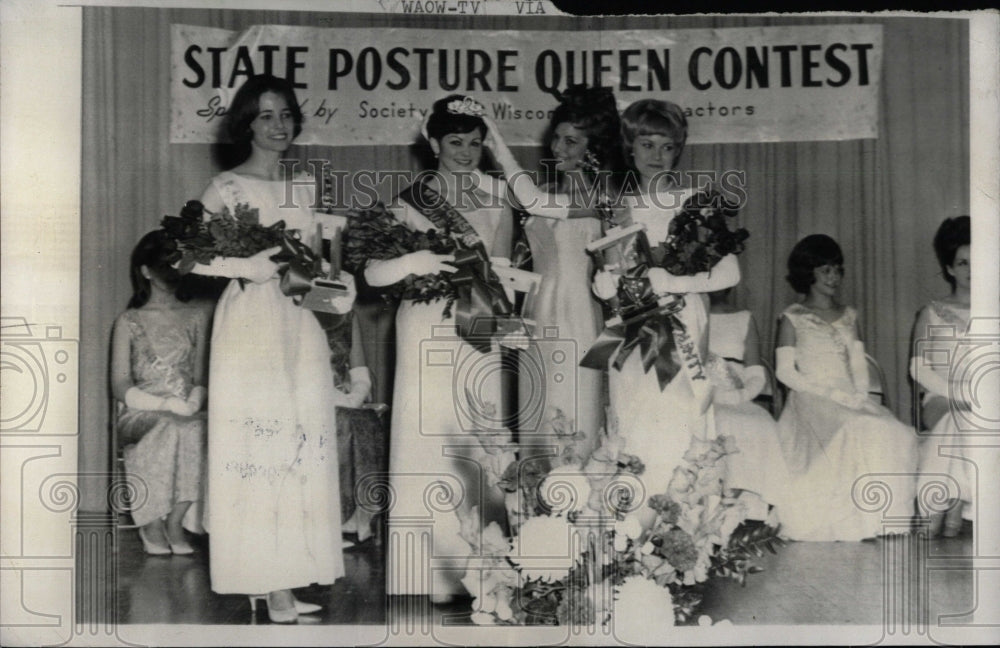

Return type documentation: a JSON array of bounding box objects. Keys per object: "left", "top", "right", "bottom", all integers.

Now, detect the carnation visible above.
[
  {"left": 654, "top": 527, "right": 699, "bottom": 573},
  {"left": 613, "top": 576, "right": 675, "bottom": 639},
  {"left": 507, "top": 515, "right": 583, "bottom": 583},
  {"left": 647, "top": 494, "right": 681, "bottom": 525}
]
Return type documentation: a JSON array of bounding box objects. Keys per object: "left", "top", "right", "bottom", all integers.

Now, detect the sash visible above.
[
  {"left": 581, "top": 278, "right": 710, "bottom": 400},
  {"left": 398, "top": 178, "right": 515, "bottom": 353},
  {"left": 213, "top": 174, "right": 322, "bottom": 300}
]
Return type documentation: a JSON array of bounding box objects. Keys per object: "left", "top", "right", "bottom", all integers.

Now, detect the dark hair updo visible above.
[
  {"left": 128, "top": 229, "right": 186, "bottom": 309},
  {"left": 425, "top": 94, "right": 488, "bottom": 141},
  {"left": 224, "top": 74, "right": 304, "bottom": 163},
  {"left": 786, "top": 234, "right": 845, "bottom": 295},
  {"left": 545, "top": 85, "right": 623, "bottom": 172},
  {"left": 933, "top": 215, "right": 970, "bottom": 289}
]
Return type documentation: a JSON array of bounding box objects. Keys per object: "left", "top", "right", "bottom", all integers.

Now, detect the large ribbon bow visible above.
[
  {"left": 580, "top": 268, "right": 687, "bottom": 391},
  {"left": 268, "top": 224, "right": 323, "bottom": 299},
  {"left": 450, "top": 242, "right": 516, "bottom": 353}
]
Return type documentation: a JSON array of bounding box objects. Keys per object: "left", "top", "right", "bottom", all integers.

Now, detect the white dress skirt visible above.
[
  {"left": 385, "top": 195, "right": 510, "bottom": 597},
  {"left": 205, "top": 171, "right": 344, "bottom": 594},
  {"left": 606, "top": 189, "right": 732, "bottom": 528},
  {"left": 519, "top": 210, "right": 605, "bottom": 464},
  {"left": 775, "top": 304, "right": 918, "bottom": 541},
  {"left": 708, "top": 310, "right": 788, "bottom": 517},
  {"left": 914, "top": 300, "right": 976, "bottom": 521}
]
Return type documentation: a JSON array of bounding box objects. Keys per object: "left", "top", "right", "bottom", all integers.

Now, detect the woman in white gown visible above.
[
  {"left": 363, "top": 95, "right": 514, "bottom": 603},
  {"left": 194, "top": 75, "right": 345, "bottom": 622},
  {"left": 911, "top": 216, "right": 973, "bottom": 536},
  {"left": 592, "top": 100, "right": 741, "bottom": 528},
  {"left": 518, "top": 85, "right": 621, "bottom": 469},
  {"left": 707, "top": 289, "right": 787, "bottom": 520},
  {"left": 774, "top": 234, "right": 918, "bottom": 541}
]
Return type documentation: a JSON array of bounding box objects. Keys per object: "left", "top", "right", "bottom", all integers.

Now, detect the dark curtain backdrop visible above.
[{"left": 80, "top": 8, "right": 969, "bottom": 510}]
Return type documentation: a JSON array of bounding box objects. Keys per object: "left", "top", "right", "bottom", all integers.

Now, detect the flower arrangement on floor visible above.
[{"left": 459, "top": 418, "right": 784, "bottom": 628}]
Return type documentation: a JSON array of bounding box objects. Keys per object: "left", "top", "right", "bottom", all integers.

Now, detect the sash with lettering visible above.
[
  {"left": 398, "top": 178, "right": 515, "bottom": 353},
  {"left": 580, "top": 265, "right": 710, "bottom": 405}
]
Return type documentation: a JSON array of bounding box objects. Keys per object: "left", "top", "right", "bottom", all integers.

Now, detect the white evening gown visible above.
[
  {"left": 607, "top": 189, "right": 726, "bottom": 526},
  {"left": 914, "top": 300, "right": 976, "bottom": 521},
  {"left": 775, "top": 304, "right": 918, "bottom": 541},
  {"left": 386, "top": 191, "right": 510, "bottom": 597},
  {"left": 708, "top": 310, "right": 788, "bottom": 518},
  {"left": 519, "top": 210, "right": 605, "bottom": 463},
  {"left": 205, "top": 171, "right": 344, "bottom": 594}
]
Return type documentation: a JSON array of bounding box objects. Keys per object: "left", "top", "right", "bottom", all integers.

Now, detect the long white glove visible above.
[
  {"left": 344, "top": 366, "right": 372, "bottom": 408},
  {"left": 775, "top": 346, "right": 832, "bottom": 399},
  {"left": 190, "top": 246, "right": 282, "bottom": 283},
  {"left": 592, "top": 270, "right": 619, "bottom": 300},
  {"left": 647, "top": 256, "right": 741, "bottom": 295},
  {"left": 909, "top": 355, "right": 951, "bottom": 400},
  {"left": 848, "top": 340, "right": 870, "bottom": 395},
  {"left": 714, "top": 364, "right": 767, "bottom": 405},
  {"left": 186, "top": 385, "right": 207, "bottom": 413},
  {"left": 124, "top": 386, "right": 167, "bottom": 411},
  {"left": 125, "top": 386, "right": 195, "bottom": 416},
  {"left": 482, "top": 117, "right": 570, "bottom": 220},
  {"left": 364, "top": 250, "right": 456, "bottom": 287}
]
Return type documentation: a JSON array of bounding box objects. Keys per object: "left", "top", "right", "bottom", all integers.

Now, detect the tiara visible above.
[{"left": 446, "top": 97, "right": 485, "bottom": 117}]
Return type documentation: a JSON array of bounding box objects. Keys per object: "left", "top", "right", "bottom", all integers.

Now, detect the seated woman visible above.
[
  {"left": 707, "top": 288, "right": 787, "bottom": 521},
  {"left": 910, "top": 215, "right": 973, "bottom": 537},
  {"left": 110, "top": 230, "right": 210, "bottom": 555},
  {"left": 774, "top": 234, "right": 918, "bottom": 541}
]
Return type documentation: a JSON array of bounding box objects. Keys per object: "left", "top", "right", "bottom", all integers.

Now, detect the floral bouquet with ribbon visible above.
[
  {"left": 581, "top": 188, "right": 748, "bottom": 392},
  {"left": 161, "top": 199, "right": 325, "bottom": 302},
  {"left": 344, "top": 202, "right": 526, "bottom": 352}
]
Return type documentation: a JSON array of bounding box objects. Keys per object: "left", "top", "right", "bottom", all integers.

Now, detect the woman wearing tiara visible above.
[
  {"left": 360, "top": 95, "right": 514, "bottom": 603},
  {"left": 356, "top": 92, "right": 611, "bottom": 601},
  {"left": 911, "top": 216, "right": 973, "bottom": 537}
]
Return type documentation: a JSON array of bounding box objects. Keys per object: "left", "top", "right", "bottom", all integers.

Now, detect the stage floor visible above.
[{"left": 79, "top": 519, "right": 976, "bottom": 635}]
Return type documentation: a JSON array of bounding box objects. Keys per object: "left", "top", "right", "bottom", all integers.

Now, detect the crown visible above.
[{"left": 446, "top": 97, "right": 485, "bottom": 117}]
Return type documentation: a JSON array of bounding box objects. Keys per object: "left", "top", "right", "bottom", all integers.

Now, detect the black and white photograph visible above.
[{"left": 1, "top": 1, "right": 998, "bottom": 645}]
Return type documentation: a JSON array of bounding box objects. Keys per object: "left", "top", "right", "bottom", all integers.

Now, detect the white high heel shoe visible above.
[
  {"left": 137, "top": 526, "right": 171, "bottom": 556},
  {"left": 248, "top": 594, "right": 321, "bottom": 620}
]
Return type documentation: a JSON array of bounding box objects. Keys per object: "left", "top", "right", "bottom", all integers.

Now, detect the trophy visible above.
[
  {"left": 585, "top": 223, "right": 663, "bottom": 325},
  {"left": 299, "top": 218, "right": 356, "bottom": 315},
  {"left": 491, "top": 263, "right": 541, "bottom": 350}
]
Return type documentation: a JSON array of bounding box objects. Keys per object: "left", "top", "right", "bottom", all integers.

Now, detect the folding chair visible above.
[
  {"left": 753, "top": 357, "right": 781, "bottom": 419},
  {"left": 865, "top": 353, "right": 891, "bottom": 409},
  {"left": 109, "top": 399, "right": 139, "bottom": 530}
]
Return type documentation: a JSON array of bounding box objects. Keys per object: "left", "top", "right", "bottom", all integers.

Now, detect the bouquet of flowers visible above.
[
  {"left": 652, "top": 189, "right": 749, "bottom": 276},
  {"left": 343, "top": 201, "right": 460, "bottom": 312},
  {"left": 460, "top": 418, "right": 783, "bottom": 629},
  {"left": 161, "top": 200, "right": 323, "bottom": 290}
]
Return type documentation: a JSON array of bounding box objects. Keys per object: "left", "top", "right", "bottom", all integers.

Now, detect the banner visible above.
[{"left": 170, "top": 23, "right": 882, "bottom": 145}]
